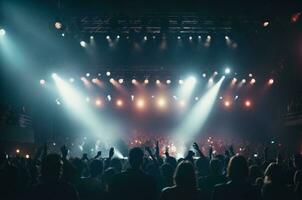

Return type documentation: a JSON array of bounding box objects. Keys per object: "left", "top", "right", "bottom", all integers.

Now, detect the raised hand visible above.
[
  {"left": 95, "top": 151, "right": 102, "bottom": 159},
  {"left": 60, "top": 145, "right": 68, "bottom": 159},
  {"left": 193, "top": 142, "right": 200, "bottom": 151},
  {"left": 109, "top": 147, "right": 114, "bottom": 159}
]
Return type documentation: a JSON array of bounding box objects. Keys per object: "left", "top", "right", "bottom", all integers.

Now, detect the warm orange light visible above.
[
  {"left": 16, "top": 149, "right": 20, "bottom": 154},
  {"left": 268, "top": 79, "right": 274, "bottom": 85},
  {"left": 136, "top": 99, "right": 145, "bottom": 109},
  {"left": 95, "top": 99, "right": 102, "bottom": 107},
  {"left": 245, "top": 100, "right": 251, "bottom": 107},
  {"left": 179, "top": 100, "right": 186, "bottom": 108},
  {"left": 250, "top": 78, "right": 256, "bottom": 85},
  {"left": 116, "top": 99, "right": 123, "bottom": 107},
  {"left": 224, "top": 100, "right": 231, "bottom": 107},
  {"left": 156, "top": 80, "right": 161, "bottom": 84},
  {"left": 144, "top": 79, "right": 149, "bottom": 84},
  {"left": 157, "top": 97, "right": 167, "bottom": 108}
]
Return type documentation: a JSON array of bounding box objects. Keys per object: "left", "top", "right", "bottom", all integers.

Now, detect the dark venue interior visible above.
[{"left": 1, "top": 0, "right": 302, "bottom": 200}]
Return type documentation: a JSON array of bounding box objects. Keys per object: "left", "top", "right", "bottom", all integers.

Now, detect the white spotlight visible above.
[
  {"left": 117, "top": 35, "right": 120, "bottom": 39},
  {"left": 177, "top": 36, "right": 181, "bottom": 40},
  {"left": 106, "top": 71, "right": 111, "bottom": 76},
  {"left": 144, "top": 36, "right": 147, "bottom": 40},
  {"left": 202, "top": 73, "right": 206, "bottom": 78},
  {"left": 86, "top": 97, "right": 90, "bottom": 102},
  {"left": 80, "top": 41, "right": 86, "bottom": 47},
  {"left": 179, "top": 80, "right": 184, "bottom": 84},
  {"left": 90, "top": 35, "right": 94, "bottom": 39},
  {"left": 144, "top": 79, "right": 149, "bottom": 84},
  {"left": 209, "top": 78, "right": 214, "bottom": 83},
  {"left": 207, "top": 35, "right": 211, "bottom": 40},
  {"left": 198, "top": 35, "right": 201, "bottom": 39},
  {"left": 189, "top": 36, "right": 192, "bottom": 40},
  {"left": 69, "top": 78, "right": 74, "bottom": 83},
  {"left": 52, "top": 73, "right": 58, "bottom": 78},
  {"left": 224, "top": 68, "right": 231, "bottom": 74},
  {"left": 166, "top": 80, "right": 171, "bottom": 84},
  {"left": 40, "top": 79, "right": 46, "bottom": 85},
  {"left": 214, "top": 71, "right": 218, "bottom": 75},
  {"left": 109, "top": 78, "right": 114, "bottom": 83},
  {"left": 54, "top": 22, "right": 62, "bottom": 29},
  {"left": 225, "top": 36, "right": 230, "bottom": 40},
  {"left": 118, "top": 79, "right": 124, "bottom": 84},
  {"left": 107, "top": 95, "right": 112, "bottom": 101},
  {"left": 106, "top": 35, "right": 110, "bottom": 40},
  {"left": 187, "top": 76, "right": 196, "bottom": 85},
  {"left": 132, "top": 79, "right": 137, "bottom": 84},
  {"left": 61, "top": 33, "right": 65, "bottom": 37},
  {"left": 86, "top": 73, "right": 90, "bottom": 77},
  {"left": 195, "top": 97, "right": 199, "bottom": 101},
  {"left": 0, "top": 29, "right": 5, "bottom": 36}
]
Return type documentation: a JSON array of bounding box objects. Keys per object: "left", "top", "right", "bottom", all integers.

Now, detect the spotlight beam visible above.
[{"left": 173, "top": 76, "right": 225, "bottom": 156}]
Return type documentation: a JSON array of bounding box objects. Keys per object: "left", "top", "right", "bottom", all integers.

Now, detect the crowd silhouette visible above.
[{"left": 0, "top": 141, "right": 302, "bottom": 200}]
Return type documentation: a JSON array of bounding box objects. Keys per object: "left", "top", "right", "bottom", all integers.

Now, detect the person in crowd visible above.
[
  {"left": 262, "top": 162, "right": 294, "bottom": 200},
  {"left": 30, "top": 153, "right": 79, "bottom": 200},
  {"left": 212, "top": 155, "right": 261, "bottom": 200},
  {"left": 160, "top": 160, "right": 204, "bottom": 200},
  {"left": 109, "top": 147, "right": 157, "bottom": 200},
  {"left": 198, "top": 158, "right": 227, "bottom": 199}
]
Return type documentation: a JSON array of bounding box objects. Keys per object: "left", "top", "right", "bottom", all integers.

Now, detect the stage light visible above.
[
  {"left": 235, "top": 95, "right": 239, "bottom": 100},
  {"left": 61, "top": 33, "right": 65, "bottom": 37},
  {"left": 56, "top": 99, "right": 61, "bottom": 105},
  {"left": 195, "top": 97, "right": 199, "bottom": 101},
  {"left": 187, "top": 76, "right": 196, "bottom": 85},
  {"left": 106, "top": 35, "right": 110, "bottom": 40},
  {"left": 116, "top": 99, "right": 123, "bottom": 107},
  {"left": 271, "top": 140, "right": 275, "bottom": 144},
  {"left": 80, "top": 77, "right": 85, "bottom": 81},
  {"left": 16, "top": 149, "right": 20, "bottom": 154},
  {"left": 144, "top": 79, "right": 149, "bottom": 84},
  {"left": 156, "top": 80, "right": 161, "bottom": 84},
  {"left": 198, "top": 35, "right": 201, "bottom": 39},
  {"left": 179, "top": 100, "right": 186, "bottom": 107},
  {"left": 245, "top": 100, "right": 251, "bottom": 107},
  {"left": 86, "top": 97, "right": 90, "bottom": 102},
  {"left": 268, "top": 78, "right": 274, "bottom": 85},
  {"left": 54, "top": 22, "right": 62, "bottom": 29},
  {"left": 219, "top": 96, "right": 223, "bottom": 100},
  {"left": 225, "top": 36, "right": 229, "bottom": 40},
  {"left": 25, "top": 154, "right": 30, "bottom": 159},
  {"left": 224, "top": 100, "right": 231, "bottom": 107},
  {"left": 107, "top": 95, "right": 112, "bottom": 101},
  {"left": 242, "top": 79, "right": 246, "bottom": 83},
  {"left": 214, "top": 71, "right": 218, "bottom": 75},
  {"left": 136, "top": 99, "right": 145, "bottom": 109},
  {"left": 189, "top": 36, "right": 192, "bottom": 40},
  {"left": 86, "top": 73, "right": 90, "bottom": 77},
  {"left": 90, "top": 35, "right": 94, "bottom": 39},
  {"left": 209, "top": 78, "right": 214, "bottom": 84},
  {"left": 98, "top": 73, "right": 101, "bottom": 77},
  {"left": 166, "top": 80, "right": 171, "bottom": 84},
  {"left": 106, "top": 71, "right": 111, "bottom": 76},
  {"left": 249, "top": 73, "right": 253, "bottom": 77},
  {"left": 132, "top": 79, "right": 137, "bottom": 84},
  {"left": 40, "top": 79, "right": 45, "bottom": 85},
  {"left": 224, "top": 68, "right": 231, "bottom": 74},
  {"left": 69, "top": 78, "right": 74, "bottom": 83},
  {"left": 92, "top": 78, "right": 97, "bottom": 83},
  {"left": 144, "top": 36, "right": 147, "bottom": 40},
  {"left": 207, "top": 35, "right": 211, "bottom": 40},
  {"left": 202, "top": 73, "right": 206, "bottom": 78},
  {"left": 80, "top": 41, "right": 86, "bottom": 47},
  {"left": 53, "top": 142, "right": 56, "bottom": 146},
  {"left": 0, "top": 28, "right": 5, "bottom": 36},
  {"left": 291, "top": 12, "right": 301, "bottom": 23},
  {"left": 118, "top": 79, "right": 124, "bottom": 84},
  {"left": 157, "top": 97, "right": 167, "bottom": 108},
  {"left": 110, "top": 78, "right": 114, "bottom": 83},
  {"left": 95, "top": 99, "right": 102, "bottom": 107},
  {"left": 131, "top": 95, "right": 134, "bottom": 101},
  {"left": 179, "top": 80, "right": 184, "bottom": 84},
  {"left": 117, "top": 35, "right": 120, "bottom": 39},
  {"left": 52, "top": 73, "right": 58, "bottom": 78},
  {"left": 250, "top": 78, "right": 256, "bottom": 84},
  {"left": 232, "top": 78, "right": 237, "bottom": 84},
  {"left": 263, "top": 21, "right": 269, "bottom": 27},
  {"left": 177, "top": 36, "right": 181, "bottom": 40}
]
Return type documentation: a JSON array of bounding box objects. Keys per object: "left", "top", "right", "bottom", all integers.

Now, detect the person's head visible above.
[
  {"left": 227, "top": 155, "right": 249, "bottom": 182},
  {"left": 102, "top": 167, "right": 117, "bottom": 191},
  {"left": 210, "top": 159, "right": 223, "bottom": 175},
  {"left": 41, "top": 154, "right": 63, "bottom": 181},
  {"left": 264, "top": 162, "right": 283, "bottom": 184},
  {"left": 249, "top": 165, "right": 263, "bottom": 184},
  {"left": 195, "top": 157, "right": 210, "bottom": 176},
  {"left": 129, "top": 147, "right": 144, "bottom": 169},
  {"left": 161, "top": 163, "right": 174, "bottom": 178},
  {"left": 165, "top": 156, "right": 177, "bottom": 169},
  {"left": 110, "top": 157, "right": 123, "bottom": 173},
  {"left": 174, "top": 161, "right": 197, "bottom": 188},
  {"left": 90, "top": 159, "right": 103, "bottom": 178},
  {"left": 294, "top": 154, "right": 302, "bottom": 170}
]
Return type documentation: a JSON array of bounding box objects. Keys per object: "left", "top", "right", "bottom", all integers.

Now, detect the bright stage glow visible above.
[
  {"left": 224, "top": 100, "right": 231, "bottom": 107},
  {"left": 235, "top": 95, "right": 239, "bottom": 100},
  {"left": 90, "top": 35, "right": 94, "bottom": 39},
  {"left": 116, "top": 99, "right": 123, "bottom": 107},
  {"left": 207, "top": 35, "right": 211, "bottom": 40},
  {"left": 117, "top": 35, "right": 120, "bottom": 39},
  {"left": 16, "top": 149, "right": 20, "bottom": 154},
  {"left": 0, "top": 29, "right": 6, "bottom": 36},
  {"left": 106, "top": 71, "right": 111, "bottom": 76},
  {"left": 189, "top": 36, "right": 192, "bottom": 40},
  {"left": 110, "top": 78, "right": 114, "bottom": 83},
  {"left": 107, "top": 95, "right": 112, "bottom": 101},
  {"left": 92, "top": 78, "right": 97, "bottom": 83},
  {"left": 156, "top": 80, "right": 161, "bottom": 84},
  {"left": 178, "top": 76, "right": 197, "bottom": 101},
  {"left": 136, "top": 99, "right": 145, "bottom": 109},
  {"left": 242, "top": 79, "right": 246, "bottom": 83},
  {"left": 245, "top": 100, "right": 251, "bottom": 107},
  {"left": 86, "top": 73, "right": 90, "bottom": 77},
  {"left": 263, "top": 21, "right": 269, "bottom": 27},
  {"left": 250, "top": 78, "right": 256, "bottom": 84},
  {"left": 86, "top": 97, "right": 90, "bottom": 102},
  {"left": 144, "top": 36, "right": 147, "bottom": 40},
  {"left": 80, "top": 41, "right": 86, "bottom": 47},
  {"left": 106, "top": 35, "right": 110, "bottom": 40},
  {"left": 249, "top": 73, "right": 253, "bottom": 77},
  {"left": 179, "top": 100, "right": 186, "bottom": 107},
  {"left": 195, "top": 97, "right": 199, "bottom": 101},
  {"left": 69, "top": 78, "right": 74, "bottom": 83},
  {"left": 132, "top": 79, "right": 137, "bottom": 84},
  {"left": 225, "top": 36, "right": 230, "bottom": 40},
  {"left": 95, "top": 99, "right": 102, "bottom": 107},
  {"left": 177, "top": 36, "right": 181, "bottom": 40},
  {"left": 214, "top": 71, "right": 218, "bottom": 75},
  {"left": 25, "top": 154, "right": 30, "bottom": 159},
  {"left": 179, "top": 80, "right": 184, "bottom": 84},
  {"left": 61, "top": 33, "right": 65, "bottom": 37},
  {"left": 202, "top": 73, "right": 206, "bottom": 78},
  {"left": 157, "top": 97, "right": 167, "bottom": 109},
  {"left": 118, "top": 79, "right": 124, "bottom": 84},
  {"left": 173, "top": 76, "right": 225, "bottom": 157},
  {"left": 54, "top": 22, "right": 62, "bottom": 29},
  {"left": 144, "top": 79, "right": 149, "bottom": 84},
  {"left": 166, "top": 80, "right": 171, "bottom": 84},
  {"left": 40, "top": 79, "right": 45, "bottom": 85},
  {"left": 232, "top": 78, "right": 237, "bottom": 85},
  {"left": 268, "top": 78, "right": 274, "bottom": 85},
  {"left": 224, "top": 68, "right": 231, "bottom": 74}
]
